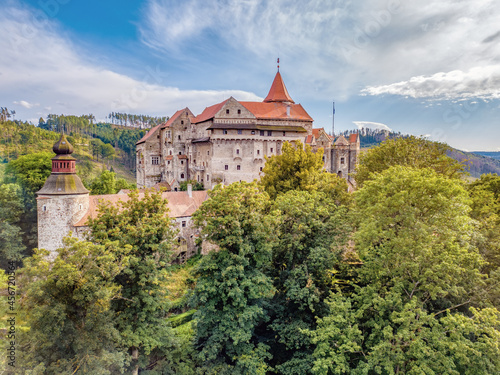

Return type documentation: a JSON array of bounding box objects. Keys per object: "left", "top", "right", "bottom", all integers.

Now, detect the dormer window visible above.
[{"left": 226, "top": 109, "right": 230, "bottom": 114}]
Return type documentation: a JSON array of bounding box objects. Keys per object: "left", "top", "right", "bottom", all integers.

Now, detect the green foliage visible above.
[
  {"left": 355, "top": 136, "right": 465, "bottom": 187},
  {"left": 18, "top": 237, "right": 128, "bottom": 374},
  {"left": 310, "top": 166, "right": 500, "bottom": 374},
  {"left": 260, "top": 140, "right": 349, "bottom": 204},
  {"left": 467, "top": 173, "right": 500, "bottom": 307},
  {"left": 180, "top": 180, "right": 204, "bottom": 191},
  {"left": 4, "top": 152, "right": 53, "bottom": 206},
  {"left": 268, "top": 190, "right": 351, "bottom": 373},
  {"left": 88, "top": 189, "right": 177, "bottom": 372},
  {"left": 192, "top": 182, "right": 278, "bottom": 373},
  {"left": 0, "top": 183, "right": 26, "bottom": 264},
  {"left": 88, "top": 170, "right": 135, "bottom": 195}
]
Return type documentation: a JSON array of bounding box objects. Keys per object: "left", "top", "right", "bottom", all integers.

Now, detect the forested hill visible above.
[{"left": 339, "top": 128, "right": 500, "bottom": 178}]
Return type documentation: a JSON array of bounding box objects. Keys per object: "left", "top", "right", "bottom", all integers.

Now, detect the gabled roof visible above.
[
  {"left": 136, "top": 122, "right": 163, "bottom": 145},
  {"left": 335, "top": 135, "right": 349, "bottom": 146},
  {"left": 191, "top": 99, "right": 229, "bottom": 124},
  {"left": 239, "top": 102, "right": 312, "bottom": 121},
  {"left": 349, "top": 134, "right": 359, "bottom": 143},
  {"left": 161, "top": 109, "right": 184, "bottom": 129},
  {"left": 264, "top": 72, "right": 295, "bottom": 104},
  {"left": 74, "top": 190, "right": 209, "bottom": 227}
]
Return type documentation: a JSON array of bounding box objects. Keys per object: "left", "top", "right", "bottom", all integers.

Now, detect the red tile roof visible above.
[
  {"left": 136, "top": 122, "right": 163, "bottom": 145},
  {"left": 305, "top": 135, "right": 314, "bottom": 144},
  {"left": 239, "top": 102, "right": 312, "bottom": 121},
  {"left": 74, "top": 190, "right": 208, "bottom": 227},
  {"left": 349, "top": 134, "right": 359, "bottom": 143},
  {"left": 161, "top": 109, "right": 184, "bottom": 129},
  {"left": 264, "top": 72, "right": 295, "bottom": 104},
  {"left": 191, "top": 99, "right": 229, "bottom": 124},
  {"left": 178, "top": 154, "right": 188, "bottom": 159},
  {"left": 165, "top": 155, "right": 173, "bottom": 160}
]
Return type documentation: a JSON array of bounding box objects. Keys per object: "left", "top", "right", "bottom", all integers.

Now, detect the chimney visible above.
[
  {"left": 187, "top": 183, "right": 192, "bottom": 198},
  {"left": 286, "top": 105, "right": 291, "bottom": 117}
]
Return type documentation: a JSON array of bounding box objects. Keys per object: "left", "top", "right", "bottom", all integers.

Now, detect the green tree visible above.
[
  {"left": 192, "top": 182, "right": 279, "bottom": 373},
  {"left": 268, "top": 190, "right": 351, "bottom": 374},
  {"left": 0, "top": 183, "right": 26, "bottom": 266},
  {"left": 310, "top": 166, "right": 500, "bottom": 374},
  {"left": 88, "top": 190, "right": 176, "bottom": 375},
  {"left": 260, "top": 141, "right": 349, "bottom": 204},
  {"left": 355, "top": 136, "right": 465, "bottom": 187},
  {"left": 468, "top": 173, "right": 500, "bottom": 307},
  {"left": 19, "top": 237, "right": 128, "bottom": 374},
  {"left": 4, "top": 152, "right": 53, "bottom": 208},
  {"left": 90, "top": 170, "right": 116, "bottom": 195},
  {"left": 180, "top": 180, "right": 204, "bottom": 191}
]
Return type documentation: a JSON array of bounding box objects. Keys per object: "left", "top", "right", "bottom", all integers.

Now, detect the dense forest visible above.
[{"left": 2, "top": 135, "right": 499, "bottom": 374}]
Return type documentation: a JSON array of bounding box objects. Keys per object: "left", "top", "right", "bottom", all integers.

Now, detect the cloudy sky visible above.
[{"left": 1, "top": 0, "right": 499, "bottom": 150}]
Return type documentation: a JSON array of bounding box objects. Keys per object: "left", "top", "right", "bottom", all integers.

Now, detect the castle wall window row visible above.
[{"left": 135, "top": 70, "right": 360, "bottom": 190}]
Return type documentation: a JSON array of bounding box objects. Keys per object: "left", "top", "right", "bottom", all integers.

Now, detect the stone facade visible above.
[
  {"left": 37, "top": 135, "right": 209, "bottom": 261},
  {"left": 136, "top": 71, "right": 360, "bottom": 190}
]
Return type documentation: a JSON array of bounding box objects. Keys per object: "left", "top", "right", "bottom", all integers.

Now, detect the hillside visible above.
[
  {"left": 0, "top": 118, "right": 143, "bottom": 183},
  {"left": 339, "top": 129, "right": 500, "bottom": 178}
]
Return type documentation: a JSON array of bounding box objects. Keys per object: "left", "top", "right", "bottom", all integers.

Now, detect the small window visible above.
[
  {"left": 259, "top": 167, "right": 263, "bottom": 171},
  {"left": 257, "top": 150, "right": 260, "bottom": 155},
  {"left": 168, "top": 161, "right": 170, "bottom": 165},
  {"left": 260, "top": 130, "right": 265, "bottom": 136},
  {"left": 283, "top": 131, "right": 286, "bottom": 136},
  {"left": 43, "top": 205, "right": 47, "bottom": 212},
  {"left": 237, "top": 109, "right": 241, "bottom": 114},
  {"left": 236, "top": 149, "right": 240, "bottom": 155},
  {"left": 178, "top": 135, "right": 181, "bottom": 140},
  {"left": 270, "top": 148, "right": 274, "bottom": 153},
  {"left": 151, "top": 156, "right": 160, "bottom": 165},
  {"left": 79, "top": 204, "right": 82, "bottom": 210},
  {"left": 181, "top": 173, "right": 185, "bottom": 179},
  {"left": 181, "top": 160, "right": 184, "bottom": 165},
  {"left": 170, "top": 151, "right": 172, "bottom": 155},
  {"left": 225, "top": 109, "right": 230, "bottom": 114},
  {"left": 340, "top": 157, "right": 345, "bottom": 164},
  {"left": 322, "top": 156, "right": 325, "bottom": 162},
  {"left": 207, "top": 174, "right": 210, "bottom": 181},
  {"left": 181, "top": 120, "right": 184, "bottom": 125},
  {"left": 182, "top": 221, "right": 186, "bottom": 227},
  {"left": 225, "top": 165, "right": 229, "bottom": 170},
  {"left": 237, "top": 165, "right": 241, "bottom": 171},
  {"left": 179, "top": 152, "right": 182, "bottom": 155},
  {"left": 267, "top": 131, "right": 272, "bottom": 136},
  {"left": 237, "top": 129, "right": 243, "bottom": 135},
  {"left": 207, "top": 151, "right": 210, "bottom": 155},
  {"left": 251, "top": 130, "right": 255, "bottom": 135},
  {"left": 223, "top": 129, "right": 228, "bottom": 135}
]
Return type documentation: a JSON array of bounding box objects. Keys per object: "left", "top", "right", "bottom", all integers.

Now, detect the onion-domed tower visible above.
[{"left": 37, "top": 134, "right": 90, "bottom": 258}]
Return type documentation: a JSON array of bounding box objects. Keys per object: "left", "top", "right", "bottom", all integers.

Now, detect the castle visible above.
[
  {"left": 37, "top": 69, "right": 359, "bottom": 260},
  {"left": 37, "top": 134, "right": 208, "bottom": 261},
  {"left": 136, "top": 70, "right": 359, "bottom": 190}
]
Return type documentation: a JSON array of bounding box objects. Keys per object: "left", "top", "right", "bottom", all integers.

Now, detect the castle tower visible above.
[{"left": 36, "top": 134, "right": 90, "bottom": 258}]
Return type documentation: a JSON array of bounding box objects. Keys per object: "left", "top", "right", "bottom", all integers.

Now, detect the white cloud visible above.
[
  {"left": 361, "top": 66, "right": 500, "bottom": 100},
  {"left": 0, "top": 3, "right": 261, "bottom": 121},
  {"left": 353, "top": 121, "right": 392, "bottom": 132},
  {"left": 13, "top": 100, "right": 37, "bottom": 109},
  {"left": 140, "top": 0, "right": 500, "bottom": 100}
]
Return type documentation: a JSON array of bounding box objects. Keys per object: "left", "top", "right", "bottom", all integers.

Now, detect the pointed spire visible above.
[{"left": 263, "top": 71, "right": 295, "bottom": 104}]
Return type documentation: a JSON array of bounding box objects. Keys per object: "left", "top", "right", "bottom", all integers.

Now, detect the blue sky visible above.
[{"left": 1, "top": 0, "right": 499, "bottom": 151}]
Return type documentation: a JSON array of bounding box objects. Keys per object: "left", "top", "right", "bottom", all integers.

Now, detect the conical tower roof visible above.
[{"left": 263, "top": 72, "right": 295, "bottom": 104}]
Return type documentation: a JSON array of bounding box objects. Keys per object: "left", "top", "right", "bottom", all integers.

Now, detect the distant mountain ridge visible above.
[{"left": 338, "top": 129, "right": 500, "bottom": 178}]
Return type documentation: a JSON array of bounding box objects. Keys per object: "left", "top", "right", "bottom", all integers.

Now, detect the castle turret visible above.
[{"left": 37, "top": 134, "right": 90, "bottom": 258}]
